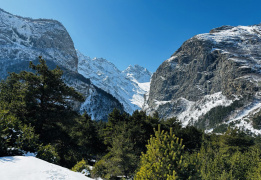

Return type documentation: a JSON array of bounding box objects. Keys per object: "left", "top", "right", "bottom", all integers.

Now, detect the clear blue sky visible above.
[{"left": 0, "top": 0, "right": 261, "bottom": 72}]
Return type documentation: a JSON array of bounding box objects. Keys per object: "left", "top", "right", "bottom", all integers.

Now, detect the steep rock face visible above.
[
  {"left": 77, "top": 51, "right": 152, "bottom": 114},
  {"left": 0, "top": 8, "right": 77, "bottom": 73},
  {"left": 144, "top": 24, "right": 261, "bottom": 134},
  {"left": 63, "top": 71, "right": 124, "bottom": 121},
  {"left": 0, "top": 9, "right": 124, "bottom": 121}
]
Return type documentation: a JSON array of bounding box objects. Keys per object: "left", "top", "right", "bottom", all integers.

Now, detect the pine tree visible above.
[
  {"left": 0, "top": 74, "right": 27, "bottom": 122},
  {"left": 72, "top": 112, "right": 102, "bottom": 160},
  {"left": 93, "top": 127, "right": 137, "bottom": 179},
  {"left": 0, "top": 109, "right": 22, "bottom": 156},
  {"left": 0, "top": 57, "right": 85, "bottom": 167},
  {"left": 1, "top": 57, "right": 84, "bottom": 143},
  {"left": 0, "top": 107, "right": 38, "bottom": 156},
  {"left": 103, "top": 108, "right": 129, "bottom": 145},
  {"left": 129, "top": 110, "right": 160, "bottom": 155},
  {"left": 219, "top": 127, "right": 254, "bottom": 154},
  {"left": 135, "top": 125, "right": 185, "bottom": 180}
]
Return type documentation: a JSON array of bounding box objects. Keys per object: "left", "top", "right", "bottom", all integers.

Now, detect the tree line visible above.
[{"left": 1, "top": 57, "right": 261, "bottom": 179}]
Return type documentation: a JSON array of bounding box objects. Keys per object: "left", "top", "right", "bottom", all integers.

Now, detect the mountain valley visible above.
[{"left": 1, "top": 8, "right": 261, "bottom": 134}]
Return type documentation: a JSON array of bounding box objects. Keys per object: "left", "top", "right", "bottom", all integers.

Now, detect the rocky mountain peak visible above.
[
  {"left": 77, "top": 50, "right": 121, "bottom": 77},
  {"left": 0, "top": 8, "right": 78, "bottom": 72},
  {"left": 125, "top": 64, "right": 150, "bottom": 74},
  {"left": 123, "top": 64, "right": 152, "bottom": 83},
  {"left": 78, "top": 50, "right": 152, "bottom": 114},
  {"left": 209, "top": 25, "right": 234, "bottom": 33},
  {"left": 144, "top": 24, "right": 261, "bottom": 134}
]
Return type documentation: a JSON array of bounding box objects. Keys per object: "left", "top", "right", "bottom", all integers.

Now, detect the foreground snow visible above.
[{"left": 0, "top": 156, "right": 93, "bottom": 180}]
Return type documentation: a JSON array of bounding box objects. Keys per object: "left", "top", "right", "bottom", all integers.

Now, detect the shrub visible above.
[
  {"left": 36, "top": 144, "right": 60, "bottom": 164},
  {"left": 72, "top": 159, "right": 91, "bottom": 176}
]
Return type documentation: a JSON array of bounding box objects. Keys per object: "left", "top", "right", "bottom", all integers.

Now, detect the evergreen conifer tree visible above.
[
  {"left": 0, "top": 57, "right": 84, "bottom": 143},
  {"left": 135, "top": 125, "right": 185, "bottom": 180},
  {"left": 72, "top": 112, "right": 102, "bottom": 161},
  {"left": 93, "top": 126, "right": 137, "bottom": 179},
  {"left": 0, "top": 57, "right": 85, "bottom": 167}
]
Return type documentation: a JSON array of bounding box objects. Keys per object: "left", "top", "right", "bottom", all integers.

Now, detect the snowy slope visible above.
[
  {"left": 0, "top": 156, "right": 93, "bottom": 180},
  {"left": 77, "top": 50, "right": 152, "bottom": 114}
]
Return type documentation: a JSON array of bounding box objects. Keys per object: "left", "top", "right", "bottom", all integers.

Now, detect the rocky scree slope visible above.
[
  {"left": 78, "top": 51, "right": 152, "bottom": 114},
  {"left": 0, "top": 8, "right": 123, "bottom": 121},
  {"left": 144, "top": 24, "right": 261, "bottom": 134}
]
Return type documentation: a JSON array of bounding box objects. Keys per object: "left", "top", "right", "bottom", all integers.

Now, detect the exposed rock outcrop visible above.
[{"left": 144, "top": 24, "right": 261, "bottom": 134}]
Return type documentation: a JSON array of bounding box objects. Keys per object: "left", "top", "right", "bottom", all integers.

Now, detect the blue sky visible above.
[{"left": 0, "top": 0, "right": 261, "bottom": 72}]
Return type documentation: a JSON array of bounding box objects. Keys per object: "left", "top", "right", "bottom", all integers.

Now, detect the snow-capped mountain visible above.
[
  {"left": 123, "top": 64, "right": 152, "bottom": 83},
  {"left": 144, "top": 24, "right": 261, "bottom": 134},
  {"left": 77, "top": 51, "right": 152, "bottom": 114},
  {"left": 0, "top": 8, "right": 77, "bottom": 73},
  {"left": 0, "top": 8, "right": 124, "bottom": 121}
]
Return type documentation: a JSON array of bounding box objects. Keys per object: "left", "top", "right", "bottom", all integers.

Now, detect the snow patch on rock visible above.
[{"left": 177, "top": 92, "right": 233, "bottom": 126}]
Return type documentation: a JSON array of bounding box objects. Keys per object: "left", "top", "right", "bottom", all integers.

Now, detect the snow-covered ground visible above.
[{"left": 0, "top": 156, "right": 93, "bottom": 180}]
